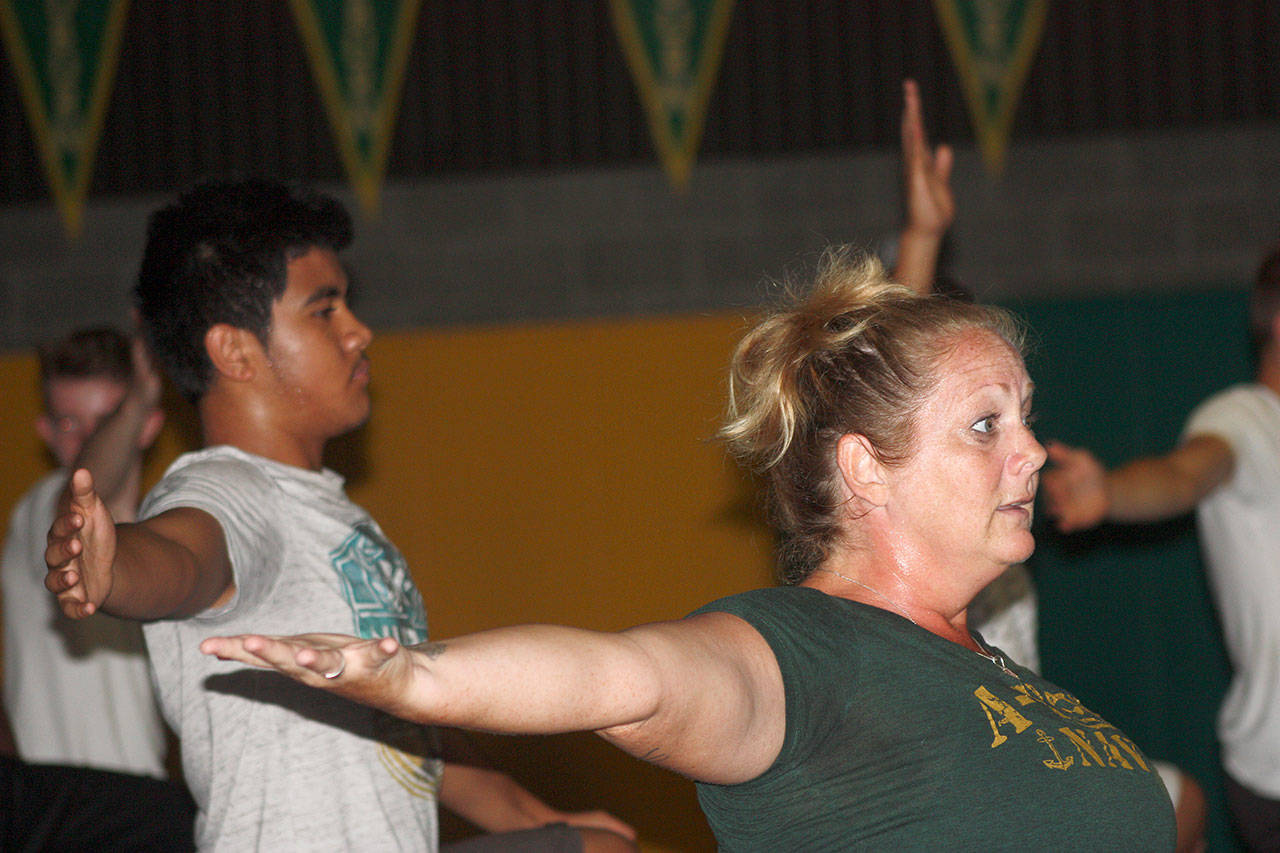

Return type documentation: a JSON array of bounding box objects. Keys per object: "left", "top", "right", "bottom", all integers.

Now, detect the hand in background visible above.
[
  {"left": 900, "top": 77, "right": 955, "bottom": 241},
  {"left": 893, "top": 78, "right": 955, "bottom": 295},
  {"left": 1041, "top": 441, "right": 1111, "bottom": 532}
]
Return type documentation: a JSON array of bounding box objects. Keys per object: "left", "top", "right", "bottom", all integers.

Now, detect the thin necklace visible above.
[
  {"left": 973, "top": 640, "right": 1016, "bottom": 677},
  {"left": 816, "top": 567, "right": 1016, "bottom": 676},
  {"left": 815, "top": 567, "right": 918, "bottom": 626}
]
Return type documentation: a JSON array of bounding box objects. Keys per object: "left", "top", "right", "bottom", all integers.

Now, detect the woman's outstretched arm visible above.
[{"left": 201, "top": 611, "right": 784, "bottom": 785}]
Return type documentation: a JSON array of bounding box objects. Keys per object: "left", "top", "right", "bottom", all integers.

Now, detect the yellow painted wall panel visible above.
[{"left": 1, "top": 312, "right": 775, "bottom": 850}]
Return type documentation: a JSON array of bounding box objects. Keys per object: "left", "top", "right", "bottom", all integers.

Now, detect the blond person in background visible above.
[
  {"left": 3, "top": 327, "right": 167, "bottom": 773},
  {"left": 2, "top": 325, "right": 196, "bottom": 850},
  {"left": 193, "top": 251, "right": 1176, "bottom": 849}
]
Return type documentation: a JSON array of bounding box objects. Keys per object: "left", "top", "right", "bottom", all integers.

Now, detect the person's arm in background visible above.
[
  {"left": 892, "top": 78, "right": 955, "bottom": 296},
  {"left": 71, "top": 338, "right": 165, "bottom": 523},
  {"left": 1041, "top": 435, "right": 1235, "bottom": 532},
  {"left": 438, "top": 729, "right": 636, "bottom": 851}
]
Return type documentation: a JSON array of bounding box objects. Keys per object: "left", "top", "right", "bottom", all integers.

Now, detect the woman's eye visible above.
[
  {"left": 1023, "top": 411, "right": 1039, "bottom": 429},
  {"left": 972, "top": 416, "right": 997, "bottom": 434}
]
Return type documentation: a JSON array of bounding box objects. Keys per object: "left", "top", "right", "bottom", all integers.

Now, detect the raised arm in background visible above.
[
  {"left": 68, "top": 337, "right": 165, "bottom": 522},
  {"left": 892, "top": 78, "right": 955, "bottom": 296}
]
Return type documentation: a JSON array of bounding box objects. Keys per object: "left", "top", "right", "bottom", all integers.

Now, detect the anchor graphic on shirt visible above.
[{"left": 1037, "top": 728, "right": 1074, "bottom": 770}]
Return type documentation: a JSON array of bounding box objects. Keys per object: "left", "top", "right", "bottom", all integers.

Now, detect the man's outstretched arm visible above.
[
  {"left": 1042, "top": 434, "right": 1235, "bottom": 532},
  {"left": 45, "top": 468, "right": 234, "bottom": 620}
]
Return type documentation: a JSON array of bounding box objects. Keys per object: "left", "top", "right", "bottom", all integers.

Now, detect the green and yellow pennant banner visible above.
[
  {"left": 933, "top": 0, "right": 1048, "bottom": 173},
  {"left": 0, "top": 0, "right": 129, "bottom": 235},
  {"left": 289, "top": 0, "right": 421, "bottom": 217},
  {"left": 609, "top": 0, "right": 733, "bottom": 191}
]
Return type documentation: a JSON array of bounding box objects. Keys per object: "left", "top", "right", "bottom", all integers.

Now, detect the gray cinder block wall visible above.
[{"left": 3, "top": 118, "right": 1279, "bottom": 354}]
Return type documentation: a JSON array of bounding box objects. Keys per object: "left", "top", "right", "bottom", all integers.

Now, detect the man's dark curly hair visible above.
[{"left": 134, "top": 177, "right": 352, "bottom": 403}]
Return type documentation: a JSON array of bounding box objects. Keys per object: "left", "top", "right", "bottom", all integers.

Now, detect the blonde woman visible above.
[{"left": 197, "top": 252, "right": 1175, "bottom": 849}]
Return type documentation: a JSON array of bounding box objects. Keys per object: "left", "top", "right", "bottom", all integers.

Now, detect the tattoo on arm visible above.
[
  {"left": 414, "top": 641, "right": 447, "bottom": 660},
  {"left": 639, "top": 747, "right": 669, "bottom": 764}
]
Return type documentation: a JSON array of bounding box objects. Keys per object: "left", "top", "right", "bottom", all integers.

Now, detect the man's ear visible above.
[
  {"left": 835, "top": 433, "right": 889, "bottom": 508},
  {"left": 138, "top": 407, "right": 166, "bottom": 450},
  {"left": 204, "top": 323, "right": 259, "bottom": 385}
]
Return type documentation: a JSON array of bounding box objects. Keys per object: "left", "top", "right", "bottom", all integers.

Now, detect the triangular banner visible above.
[
  {"left": 933, "top": 0, "right": 1048, "bottom": 173},
  {"left": 0, "top": 0, "right": 130, "bottom": 235},
  {"left": 289, "top": 0, "right": 422, "bottom": 217},
  {"left": 609, "top": 0, "right": 734, "bottom": 191}
]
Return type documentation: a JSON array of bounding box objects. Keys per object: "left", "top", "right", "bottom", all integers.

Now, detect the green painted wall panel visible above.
[{"left": 1012, "top": 289, "right": 1250, "bottom": 851}]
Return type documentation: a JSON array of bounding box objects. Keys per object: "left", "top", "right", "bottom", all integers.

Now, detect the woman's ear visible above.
[
  {"left": 204, "top": 323, "right": 259, "bottom": 385},
  {"left": 835, "top": 433, "right": 889, "bottom": 508}
]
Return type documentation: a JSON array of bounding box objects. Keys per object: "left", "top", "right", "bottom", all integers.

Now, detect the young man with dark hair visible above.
[{"left": 46, "top": 178, "right": 634, "bottom": 851}]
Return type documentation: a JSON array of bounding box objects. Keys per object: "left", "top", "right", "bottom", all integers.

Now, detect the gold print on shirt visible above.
[
  {"left": 1009, "top": 683, "right": 1109, "bottom": 729},
  {"left": 1036, "top": 729, "right": 1074, "bottom": 769},
  {"left": 974, "top": 685, "right": 1032, "bottom": 747},
  {"left": 1110, "top": 733, "right": 1151, "bottom": 772},
  {"left": 374, "top": 715, "right": 442, "bottom": 798},
  {"left": 976, "top": 681, "right": 1152, "bottom": 774},
  {"left": 1054, "top": 728, "right": 1151, "bottom": 772}
]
